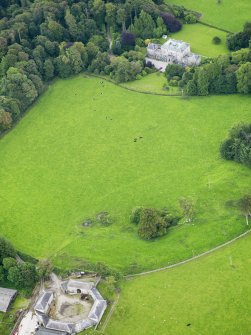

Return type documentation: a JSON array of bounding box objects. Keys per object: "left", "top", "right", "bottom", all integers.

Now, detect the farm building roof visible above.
[
  {"left": 36, "top": 327, "right": 68, "bottom": 335},
  {"left": 35, "top": 291, "right": 54, "bottom": 313},
  {"left": 74, "top": 318, "right": 96, "bottom": 333},
  {"left": 61, "top": 279, "right": 94, "bottom": 292},
  {"left": 0, "top": 287, "right": 17, "bottom": 312},
  {"left": 90, "top": 287, "right": 105, "bottom": 301},
  {"left": 45, "top": 319, "right": 74, "bottom": 333},
  {"left": 88, "top": 299, "right": 107, "bottom": 323}
]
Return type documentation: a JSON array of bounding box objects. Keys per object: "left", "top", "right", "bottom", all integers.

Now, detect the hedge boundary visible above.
[{"left": 86, "top": 73, "right": 182, "bottom": 97}]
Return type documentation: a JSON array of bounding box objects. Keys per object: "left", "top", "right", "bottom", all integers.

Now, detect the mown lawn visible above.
[
  {"left": 170, "top": 23, "right": 228, "bottom": 58},
  {"left": 166, "top": 0, "right": 251, "bottom": 32},
  {"left": 121, "top": 72, "right": 179, "bottom": 95},
  {"left": 0, "top": 76, "right": 251, "bottom": 273},
  {"left": 106, "top": 233, "right": 251, "bottom": 335}
]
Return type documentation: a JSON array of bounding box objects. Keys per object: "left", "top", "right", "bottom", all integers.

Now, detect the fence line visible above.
[{"left": 125, "top": 229, "right": 251, "bottom": 279}]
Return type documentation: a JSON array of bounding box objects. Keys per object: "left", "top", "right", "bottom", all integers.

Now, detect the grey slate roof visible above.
[
  {"left": 46, "top": 319, "right": 74, "bottom": 333},
  {"left": 90, "top": 287, "right": 105, "bottom": 301},
  {"left": 74, "top": 318, "right": 96, "bottom": 333},
  {"left": 36, "top": 327, "right": 68, "bottom": 335},
  {"left": 88, "top": 299, "right": 107, "bottom": 323},
  {"left": 61, "top": 279, "right": 94, "bottom": 292},
  {"left": 35, "top": 291, "right": 54, "bottom": 313},
  {"left": 0, "top": 287, "right": 17, "bottom": 312}
]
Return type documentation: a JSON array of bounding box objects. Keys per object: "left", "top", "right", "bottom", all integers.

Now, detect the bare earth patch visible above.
[{"left": 49, "top": 294, "right": 92, "bottom": 323}]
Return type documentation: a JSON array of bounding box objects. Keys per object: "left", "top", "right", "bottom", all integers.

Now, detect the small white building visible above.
[{"left": 146, "top": 38, "right": 201, "bottom": 71}]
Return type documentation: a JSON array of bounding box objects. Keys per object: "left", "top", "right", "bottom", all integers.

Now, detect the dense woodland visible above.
[{"left": 0, "top": 0, "right": 190, "bottom": 133}]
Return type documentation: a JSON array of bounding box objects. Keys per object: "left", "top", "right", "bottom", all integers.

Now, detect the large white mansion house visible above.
[{"left": 146, "top": 39, "right": 201, "bottom": 71}]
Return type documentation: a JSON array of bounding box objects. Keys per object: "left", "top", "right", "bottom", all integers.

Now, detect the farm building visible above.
[
  {"left": 36, "top": 328, "right": 68, "bottom": 335},
  {"left": 35, "top": 291, "right": 54, "bottom": 314},
  {"left": 146, "top": 38, "right": 201, "bottom": 71},
  {"left": 0, "top": 287, "right": 17, "bottom": 312},
  {"left": 34, "top": 279, "right": 107, "bottom": 334},
  {"left": 60, "top": 279, "right": 94, "bottom": 294}
]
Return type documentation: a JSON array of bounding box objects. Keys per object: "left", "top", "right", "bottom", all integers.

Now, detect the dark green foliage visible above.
[
  {"left": 37, "top": 259, "right": 54, "bottom": 279},
  {"left": 138, "top": 208, "right": 167, "bottom": 239},
  {"left": 132, "top": 207, "right": 179, "bottom": 240},
  {"left": 110, "top": 57, "right": 143, "bottom": 83},
  {"left": 0, "top": 237, "right": 39, "bottom": 290},
  {"left": 236, "top": 62, "right": 251, "bottom": 94},
  {"left": 7, "top": 262, "right": 38, "bottom": 289},
  {"left": 212, "top": 36, "right": 221, "bottom": 45},
  {"left": 130, "top": 207, "right": 143, "bottom": 225},
  {"left": 89, "top": 52, "right": 110, "bottom": 74},
  {"left": 129, "top": 10, "right": 156, "bottom": 39},
  {"left": 2, "top": 257, "right": 17, "bottom": 270},
  {"left": 220, "top": 124, "right": 251, "bottom": 167},
  {"left": 96, "top": 212, "right": 113, "bottom": 226},
  {"left": 237, "top": 194, "right": 251, "bottom": 225},
  {"left": 227, "top": 22, "right": 251, "bottom": 51},
  {"left": 185, "top": 80, "right": 197, "bottom": 95},
  {"left": 161, "top": 12, "right": 182, "bottom": 33},
  {"left": 0, "top": 237, "right": 16, "bottom": 263},
  {"left": 184, "top": 13, "right": 197, "bottom": 24},
  {"left": 165, "top": 64, "right": 185, "bottom": 81},
  {"left": 183, "top": 50, "right": 251, "bottom": 96},
  {"left": 0, "top": 266, "right": 4, "bottom": 282},
  {"left": 121, "top": 32, "right": 136, "bottom": 50}
]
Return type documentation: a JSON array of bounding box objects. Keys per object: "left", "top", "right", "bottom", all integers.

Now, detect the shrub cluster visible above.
[
  {"left": 227, "top": 22, "right": 251, "bottom": 51},
  {"left": 220, "top": 124, "right": 251, "bottom": 168},
  {"left": 0, "top": 237, "right": 38, "bottom": 290},
  {"left": 131, "top": 207, "right": 179, "bottom": 240}
]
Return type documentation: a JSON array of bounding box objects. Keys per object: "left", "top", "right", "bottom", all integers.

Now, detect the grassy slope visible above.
[
  {"left": 0, "top": 76, "right": 251, "bottom": 273},
  {"left": 170, "top": 24, "right": 228, "bottom": 57},
  {"left": 121, "top": 72, "right": 178, "bottom": 95},
  {"left": 106, "top": 233, "right": 251, "bottom": 335},
  {"left": 166, "top": 0, "right": 251, "bottom": 32}
]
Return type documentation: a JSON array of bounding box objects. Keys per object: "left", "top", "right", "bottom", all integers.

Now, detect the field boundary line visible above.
[
  {"left": 198, "top": 21, "right": 233, "bottom": 34},
  {"left": 85, "top": 73, "right": 182, "bottom": 97},
  {"left": 125, "top": 229, "right": 251, "bottom": 279},
  {"left": 100, "top": 292, "right": 120, "bottom": 333}
]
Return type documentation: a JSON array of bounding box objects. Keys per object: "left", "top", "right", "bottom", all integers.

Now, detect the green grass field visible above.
[
  {"left": 105, "top": 233, "right": 251, "bottom": 335},
  {"left": 121, "top": 72, "right": 179, "bottom": 95},
  {"left": 170, "top": 23, "right": 228, "bottom": 57},
  {"left": 1, "top": 76, "right": 251, "bottom": 274},
  {"left": 166, "top": 0, "right": 251, "bottom": 32}
]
